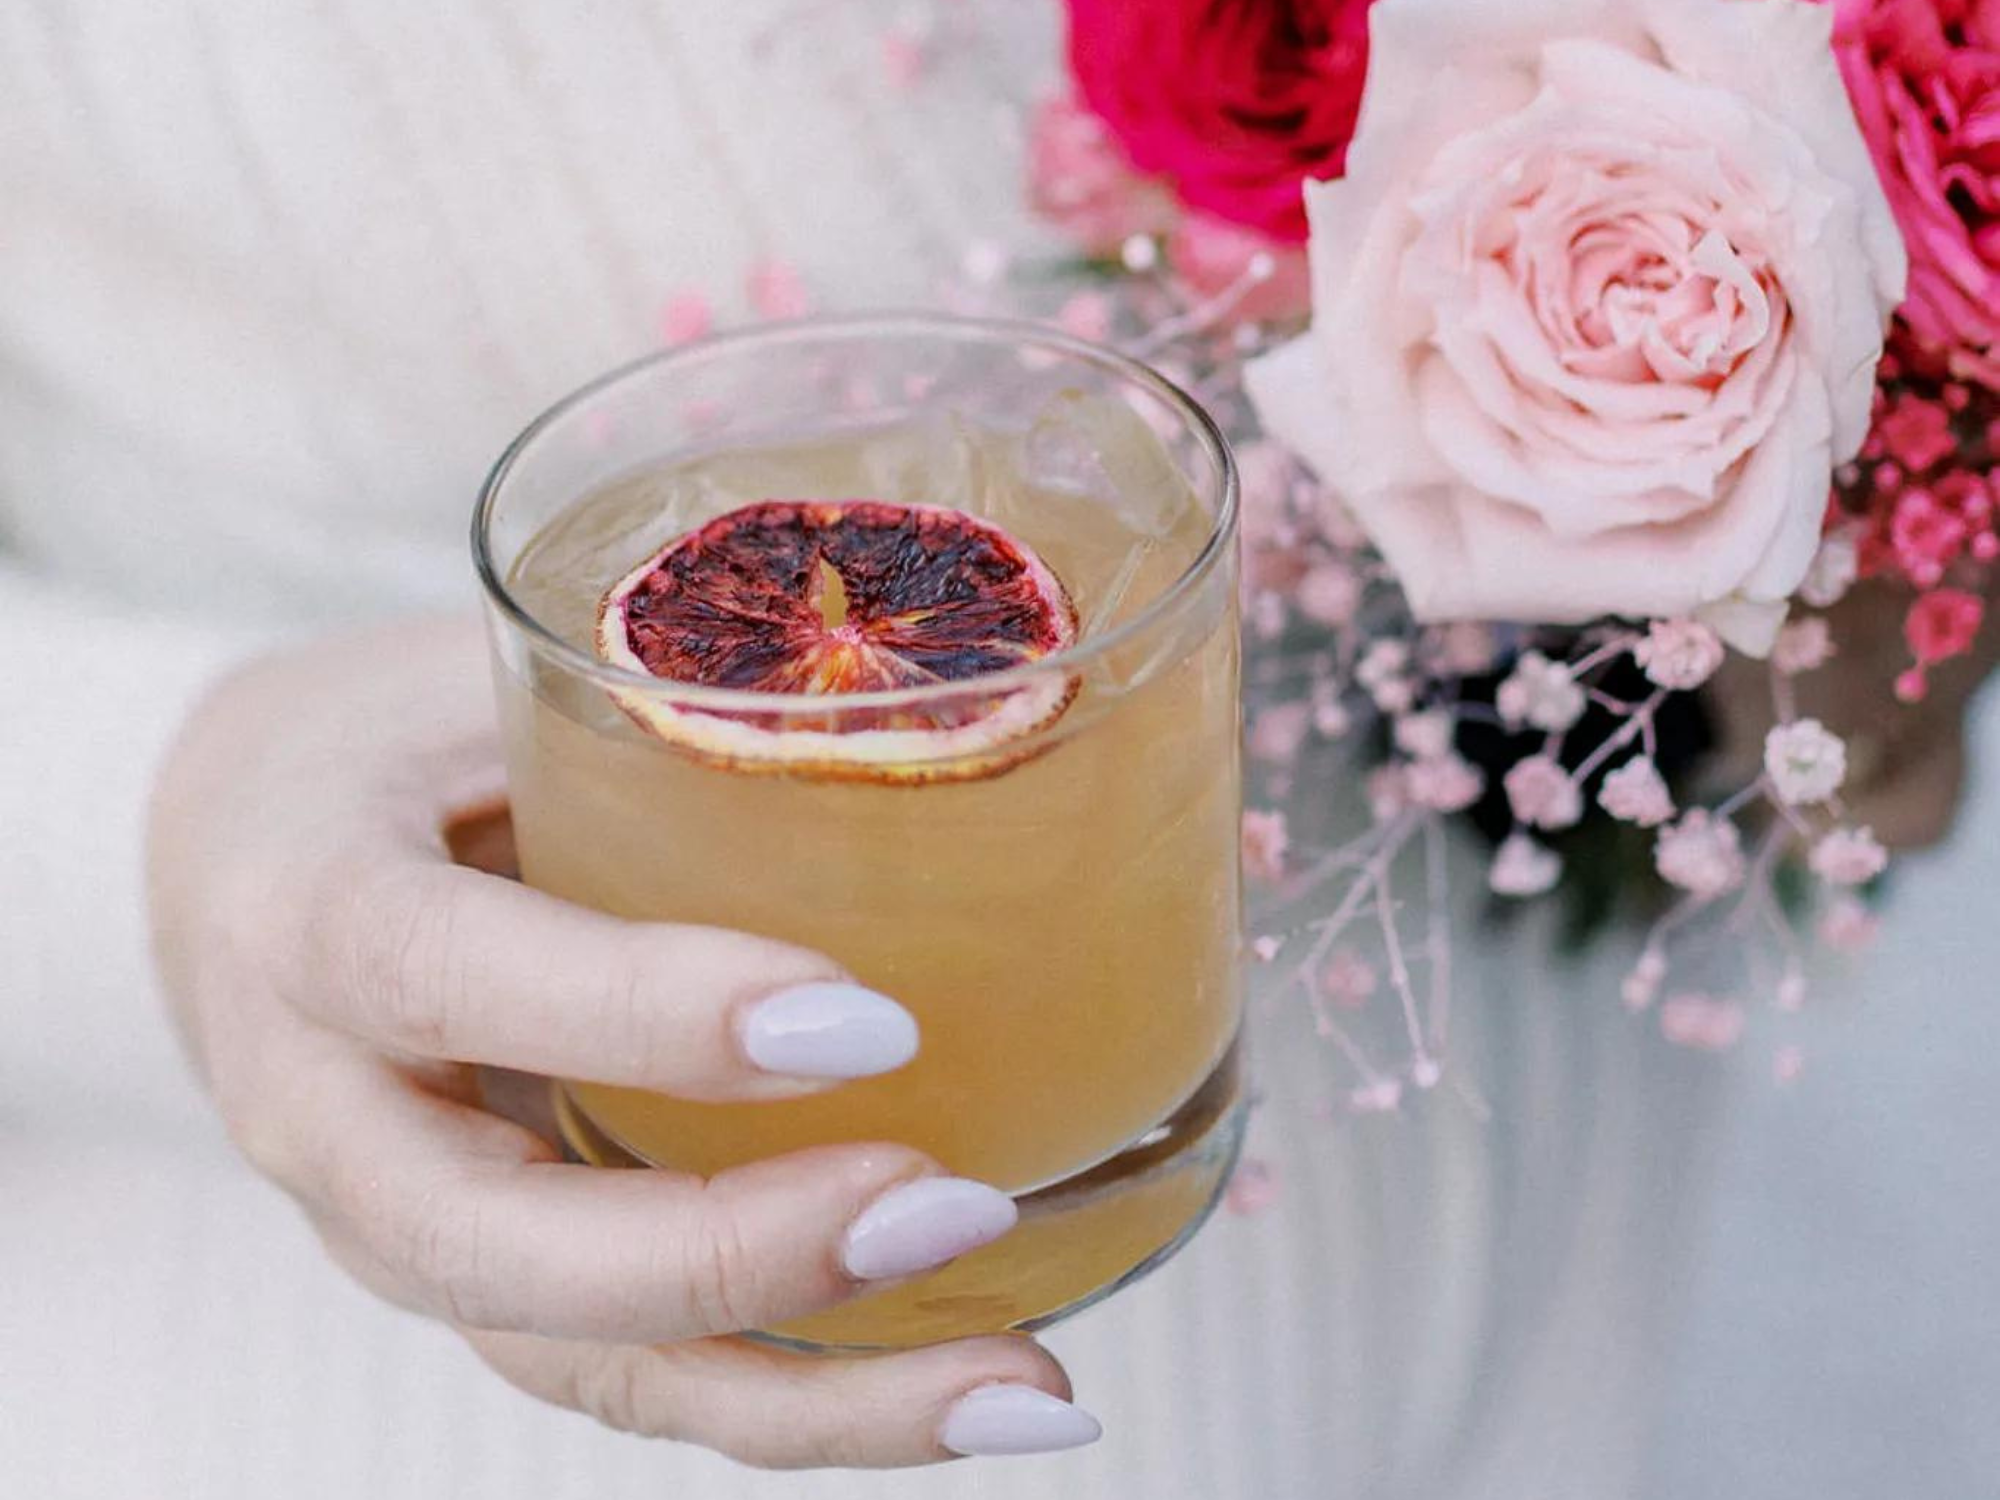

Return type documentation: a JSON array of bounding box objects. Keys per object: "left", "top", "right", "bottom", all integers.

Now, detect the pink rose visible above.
[
  {"left": 1831, "top": 0, "right": 2000, "bottom": 388},
  {"left": 1249, "top": 0, "right": 1906, "bottom": 655},
  {"left": 1065, "top": 0, "right": 1376, "bottom": 243},
  {"left": 1027, "top": 97, "right": 1176, "bottom": 256}
]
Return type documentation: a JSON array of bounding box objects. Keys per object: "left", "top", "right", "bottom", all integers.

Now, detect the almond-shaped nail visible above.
[
  {"left": 940, "top": 1385, "right": 1103, "bottom": 1457},
  {"left": 841, "top": 1177, "right": 1018, "bottom": 1281},
  {"left": 740, "top": 982, "right": 919, "bottom": 1080}
]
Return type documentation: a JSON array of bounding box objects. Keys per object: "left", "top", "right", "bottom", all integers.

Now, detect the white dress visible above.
[{"left": 0, "top": 5, "right": 1724, "bottom": 1496}]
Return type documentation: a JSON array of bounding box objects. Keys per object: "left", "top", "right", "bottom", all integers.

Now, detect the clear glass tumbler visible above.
[{"left": 474, "top": 315, "right": 1242, "bottom": 1349}]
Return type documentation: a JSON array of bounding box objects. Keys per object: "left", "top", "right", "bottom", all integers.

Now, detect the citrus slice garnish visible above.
[{"left": 595, "top": 499, "right": 1079, "bottom": 782}]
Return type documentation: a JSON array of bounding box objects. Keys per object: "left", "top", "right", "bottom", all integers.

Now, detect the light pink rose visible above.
[{"left": 1248, "top": 0, "right": 1906, "bottom": 655}]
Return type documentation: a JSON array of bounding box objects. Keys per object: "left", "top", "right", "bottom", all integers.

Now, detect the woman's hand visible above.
[{"left": 146, "top": 616, "right": 1098, "bottom": 1468}]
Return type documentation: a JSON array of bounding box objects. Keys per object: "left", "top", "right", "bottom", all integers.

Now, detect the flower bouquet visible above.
[{"left": 994, "top": 0, "right": 2000, "bottom": 1101}]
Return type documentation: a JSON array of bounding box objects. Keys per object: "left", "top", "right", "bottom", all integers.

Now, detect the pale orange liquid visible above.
[{"left": 496, "top": 418, "right": 1242, "bottom": 1344}]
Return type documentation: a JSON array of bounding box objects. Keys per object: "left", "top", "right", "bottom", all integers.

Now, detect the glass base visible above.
[{"left": 554, "top": 1042, "right": 1245, "bottom": 1352}]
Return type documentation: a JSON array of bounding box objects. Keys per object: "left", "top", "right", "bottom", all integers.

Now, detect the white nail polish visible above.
[
  {"left": 940, "top": 1385, "right": 1102, "bottom": 1457},
  {"left": 841, "top": 1177, "right": 1018, "bottom": 1282},
  {"left": 740, "top": 982, "right": 918, "bottom": 1079}
]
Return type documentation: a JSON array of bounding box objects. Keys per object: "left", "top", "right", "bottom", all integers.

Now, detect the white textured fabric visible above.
[{"left": 1, "top": 6, "right": 1699, "bottom": 1497}]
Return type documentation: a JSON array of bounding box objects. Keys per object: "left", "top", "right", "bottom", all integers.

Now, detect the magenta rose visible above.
[
  {"left": 1832, "top": 0, "right": 2000, "bottom": 388},
  {"left": 1065, "top": 0, "right": 1376, "bottom": 243}
]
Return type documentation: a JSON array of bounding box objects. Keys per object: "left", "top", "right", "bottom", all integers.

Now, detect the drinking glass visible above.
[{"left": 474, "top": 315, "right": 1242, "bottom": 1349}]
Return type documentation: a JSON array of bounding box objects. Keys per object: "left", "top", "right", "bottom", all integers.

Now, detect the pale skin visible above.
[{"left": 146, "top": 615, "right": 1079, "bottom": 1470}]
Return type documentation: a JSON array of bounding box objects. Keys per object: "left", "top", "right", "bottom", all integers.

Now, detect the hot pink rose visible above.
[
  {"left": 1065, "top": 0, "right": 1376, "bottom": 243},
  {"left": 1831, "top": 0, "right": 2000, "bottom": 388},
  {"left": 1248, "top": 0, "right": 1906, "bottom": 654}
]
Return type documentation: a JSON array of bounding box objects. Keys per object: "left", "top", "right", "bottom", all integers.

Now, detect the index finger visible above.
[{"left": 298, "top": 853, "right": 918, "bottom": 1100}]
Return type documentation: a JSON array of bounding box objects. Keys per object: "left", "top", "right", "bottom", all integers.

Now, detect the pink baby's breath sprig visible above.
[
  {"left": 1600, "top": 757, "right": 1675, "bottom": 828},
  {"left": 1496, "top": 651, "right": 1587, "bottom": 732},
  {"left": 1490, "top": 833, "right": 1562, "bottom": 898},
  {"left": 1241, "top": 810, "right": 1291, "bottom": 885},
  {"left": 1656, "top": 811, "right": 1749, "bottom": 901},
  {"left": 1838, "top": 375, "right": 1999, "bottom": 697},
  {"left": 1634, "top": 620, "right": 1726, "bottom": 692}
]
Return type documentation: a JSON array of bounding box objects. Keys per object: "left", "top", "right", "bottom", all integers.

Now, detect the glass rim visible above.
[{"left": 472, "top": 312, "right": 1239, "bottom": 714}]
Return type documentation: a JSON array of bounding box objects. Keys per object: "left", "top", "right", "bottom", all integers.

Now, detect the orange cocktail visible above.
[{"left": 477, "top": 318, "right": 1243, "bottom": 1347}]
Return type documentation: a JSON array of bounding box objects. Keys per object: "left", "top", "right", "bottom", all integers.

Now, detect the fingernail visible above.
[
  {"left": 841, "top": 1177, "right": 1018, "bottom": 1282},
  {"left": 940, "top": 1385, "right": 1103, "bottom": 1457},
  {"left": 740, "top": 982, "right": 919, "bottom": 1080}
]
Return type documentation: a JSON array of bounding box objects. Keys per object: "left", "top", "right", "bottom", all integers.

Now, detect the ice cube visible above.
[
  {"left": 1013, "top": 389, "right": 1190, "bottom": 540},
  {"left": 856, "top": 411, "right": 992, "bottom": 512}
]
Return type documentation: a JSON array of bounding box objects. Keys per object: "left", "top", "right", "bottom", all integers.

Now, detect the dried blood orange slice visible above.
[{"left": 596, "top": 499, "right": 1079, "bottom": 781}]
